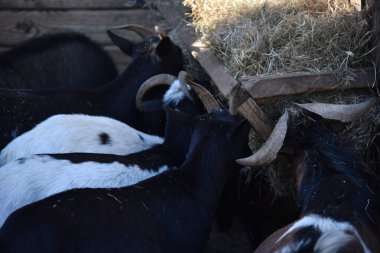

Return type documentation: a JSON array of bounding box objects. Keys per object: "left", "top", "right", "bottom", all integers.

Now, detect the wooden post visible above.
[{"left": 152, "top": 0, "right": 274, "bottom": 139}]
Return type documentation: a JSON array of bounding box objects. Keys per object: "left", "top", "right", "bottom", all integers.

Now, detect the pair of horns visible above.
[
  {"left": 109, "top": 24, "right": 167, "bottom": 39},
  {"left": 236, "top": 97, "right": 378, "bottom": 167},
  {"left": 136, "top": 71, "right": 220, "bottom": 113}
]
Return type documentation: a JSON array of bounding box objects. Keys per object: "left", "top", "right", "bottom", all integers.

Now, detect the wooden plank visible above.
[
  {"left": 0, "top": 10, "right": 165, "bottom": 46},
  {"left": 237, "top": 97, "right": 273, "bottom": 139},
  {"left": 0, "top": 0, "right": 146, "bottom": 10},
  {"left": 153, "top": 0, "right": 240, "bottom": 97},
  {"left": 177, "top": 24, "right": 239, "bottom": 98},
  {"left": 153, "top": 2, "right": 273, "bottom": 139},
  {"left": 241, "top": 68, "right": 376, "bottom": 99}
]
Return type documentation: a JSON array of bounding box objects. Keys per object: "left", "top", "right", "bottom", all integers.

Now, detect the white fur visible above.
[
  {"left": 163, "top": 80, "right": 189, "bottom": 106},
  {"left": 0, "top": 114, "right": 163, "bottom": 165},
  {"left": 275, "top": 240, "right": 312, "bottom": 253},
  {"left": 0, "top": 154, "right": 170, "bottom": 227},
  {"left": 314, "top": 232, "right": 356, "bottom": 253},
  {"left": 277, "top": 214, "right": 372, "bottom": 253}
]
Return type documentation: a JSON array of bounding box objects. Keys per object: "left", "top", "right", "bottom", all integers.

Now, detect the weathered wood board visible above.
[
  {"left": 241, "top": 68, "right": 376, "bottom": 99},
  {"left": 0, "top": 0, "right": 146, "bottom": 9},
  {"left": 152, "top": 0, "right": 378, "bottom": 140},
  {"left": 0, "top": 10, "right": 161, "bottom": 46},
  {"left": 0, "top": 1, "right": 166, "bottom": 72}
]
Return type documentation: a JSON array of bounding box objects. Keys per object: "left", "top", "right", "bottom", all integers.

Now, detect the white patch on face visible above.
[
  {"left": 0, "top": 155, "right": 169, "bottom": 228},
  {"left": 275, "top": 240, "right": 312, "bottom": 253},
  {"left": 0, "top": 114, "right": 163, "bottom": 165},
  {"left": 314, "top": 232, "right": 357, "bottom": 253},
  {"left": 163, "top": 80, "right": 190, "bottom": 106},
  {"left": 277, "top": 214, "right": 372, "bottom": 253}
]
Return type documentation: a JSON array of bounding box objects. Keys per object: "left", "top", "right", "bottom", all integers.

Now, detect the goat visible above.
[
  {"left": 0, "top": 114, "right": 164, "bottom": 166},
  {"left": 0, "top": 32, "right": 117, "bottom": 89},
  {"left": 255, "top": 122, "right": 379, "bottom": 252},
  {"left": 236, "top": 99, "right": 379, "bottom": 252},
  {"left": 0, "top": 73, "right": 214, "bottom": 228},
  {"left": 0, "top": 25, "right": 183, "bottom": 149},
  {"left": 0, "top": 107, "right": 250, "bottom": 253}
]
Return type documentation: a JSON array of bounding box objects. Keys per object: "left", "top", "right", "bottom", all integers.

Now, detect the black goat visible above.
[
  {"left": 0, "top": 108, "right": 250, "bottom": 253},
  {"left": 252, "top": 119, "right": 380, "bottom": 252},
  {"left": 0, "top": 27, "right": 183, "bottom": 149},
  {"left": 0, "top": 32, "right": 117, "bottom": 89},
  {"left": 0, "top": 75, "right": 208, "bottom": 227}
]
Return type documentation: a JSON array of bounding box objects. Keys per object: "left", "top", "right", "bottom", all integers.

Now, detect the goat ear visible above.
[
  {"left": 165, "top": 106, "right": 196, "bottom": 130},
  {"left": 156, "top": 37, "right": 175, "bottom": 58},
  {"left": 107, "top": 30, "right": 135, "bottom": 56}
]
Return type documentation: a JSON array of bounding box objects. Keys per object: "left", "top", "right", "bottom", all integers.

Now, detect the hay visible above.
[
  {"left": 183, "top": 0, "right": 376, "bottom": 78},
  {"left": 154, "top": 0, "right": 379, "bottom": 197}
]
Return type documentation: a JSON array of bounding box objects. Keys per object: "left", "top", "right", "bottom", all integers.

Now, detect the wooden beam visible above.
[
  {"left": 152, "top": 0, "right": 239, "bottom": 97},
  {"left": 153, "top": 1, "right": 273, "bottom": 139},
  {"left": 0, "top": 0, "right": 146, "bottom": 10},
  {"left": 177, "top": 25, "right": 239, "bottom": 98},
  {"left": 241, "top": 68, "right": 375, "bottom": 99},
  {"left": 0, "top": 9, "right": 164, "bottom": 47}
]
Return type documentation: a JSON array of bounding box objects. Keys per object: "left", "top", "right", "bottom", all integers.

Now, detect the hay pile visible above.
[
  {"left": 183, "top": 0, "right": 375, "bottom": 78},
  {"left": 179, "top": 0, "right": 379, "bottom": 196}
]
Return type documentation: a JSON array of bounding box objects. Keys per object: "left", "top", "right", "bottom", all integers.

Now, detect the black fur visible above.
[
  {"left": 297, "top": 125, "right": 377, "bottom": 227},
  {"left": 0, "top": 110, "right": 250, "bottom": 253},
  {"left": 0, "top": 32, "right": 117, "bottom": 89},
  {"left": 138, "top": 133, "right": 145, "bottom": 141},
  {"left": 47, "top": 85, "right": 206, "bottom": 171},
  {"left": 0, "top": 34, "right": 183, "bottom": 149},
  {"left": 98, "top": 133, "right": 111, "bottom": 145}
]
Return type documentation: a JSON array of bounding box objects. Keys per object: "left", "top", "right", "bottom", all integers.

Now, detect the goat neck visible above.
[
  {"left": 178, "top": 110, "right": 250, "bottom": 219},
  {"left": 296, "top": 126, "right": 378, "bottom": 227}
]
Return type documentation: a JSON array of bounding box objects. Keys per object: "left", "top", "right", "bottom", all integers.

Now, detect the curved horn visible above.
[
  {"left": 236, "top": 111, "right": 289, "bottom": 167},
  {"left": 187, "top": 79, "right": 220, "bottom": 112},
  {"left": 178, "top": 71, "right": 220, "bottom": 112},
  {"left": 109, "top": 24, "right": 155, "bottom": 39},
  {"left": 295, "top": 97, "right": 377, "bottom": 123},
  {"left": 136, "top": 74, "right": 177, "bottom": 111}
]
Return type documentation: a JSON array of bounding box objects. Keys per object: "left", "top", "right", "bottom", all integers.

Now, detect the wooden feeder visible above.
[{"left": 154, "top": 0, "right": 378, "bottom": 141}]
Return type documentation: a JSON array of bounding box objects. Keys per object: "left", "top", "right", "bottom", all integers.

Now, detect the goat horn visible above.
[
  {"left": 136, "top": 74, "right": 177, "bottom": 111},
  {"left": 187, "top": 79, "right": 220, "bottom": 112},
  {"left": 295, "top": 97, "right": 377, "bottom": 123},
  {"left": 236, "top": 111, "right": 289, "bottom": 167},
  {"left": 109, "top": 24, "right": 155, "bottom": 39},
  {"left": 178, "top": 71, "right": 220, "bottom": 112}
]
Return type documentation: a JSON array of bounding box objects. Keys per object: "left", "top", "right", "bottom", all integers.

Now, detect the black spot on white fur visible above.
[
  {"left": 138, "top": 134, "right": 145, "bottom": 142},
  {"left": 99, "top": 133, "right": 111, "bottom": 145}
]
